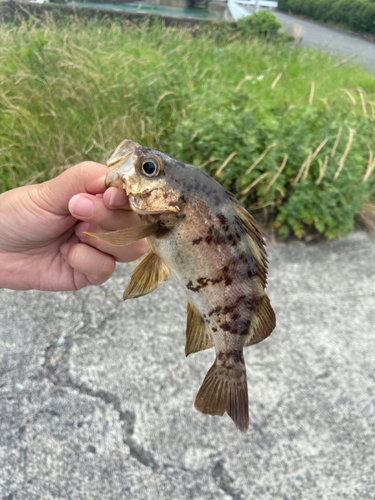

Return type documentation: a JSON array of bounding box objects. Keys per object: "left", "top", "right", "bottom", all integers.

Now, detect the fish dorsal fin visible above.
[
  {"left": 123, "top": 250, "right": 172, "bottom": 300},
  {"left": 226, "top": 191, "right": 269, "bottom": 288},
  {"left": 185, "top": 300, "right": 214, "bottom": 356},
  {"left": 85, "top": 223, "right": 160, "bottom": 246},
  {"left": 244, "top": 280, "right": 276, "bottom": 347}
]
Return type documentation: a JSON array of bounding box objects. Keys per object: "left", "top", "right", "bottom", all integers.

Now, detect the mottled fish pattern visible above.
[{"left": 89, "top": 139, "right": 276, "bottom": 432}]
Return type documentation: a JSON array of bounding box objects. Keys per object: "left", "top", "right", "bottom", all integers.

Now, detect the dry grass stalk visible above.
[
  {"left": 363, "top": 149, "right": 375, "bottom": 182},
  {"left": 240, "top": 172, "right": 270, "bottom": 200},
  {"left": 334, "top": 54, "right": 357, "bottom": 67},
  {"left": 302, "top": 150, "right": 313, "bottom": 180},
  {"left": 215, "top": 151, "right": 238, "bottom": 177},
  {"left": 331, "top": 126, "right": 342, "bottom": 157},
  {"left": 234, "top": 75, "right": 254, "bottom": 92},
  {"left": 245, "top": 143, "right": 277, "bottom": 175},
  {"left": 309, "top": 81, "right": 315, "bottom": 105},
  {"left": 293, "top": 154, "right": 308, "bottom": 183},
  {"left": 357, "top": 87, "right": 368, "bottom": 118},
  {"left": 271, "top": 72, "right": 283, "bottom": 90},
  {"left": 199, "top": 157, "right": 220, "bottom": 169},
  {"left": 339, "top": 88, "right": 356, "bottom": 105},
  {"left": 316, "top": 155, "right": 329, "bottom": 185},
  {"left": 312, "top": 137, "right": 329, "bottom": 159},
  {"left": 266, "top": 154, "right": 288, "bottom": 191},
  {"left": 155, "top": 91, "right": 177, "bottom": 108},
  {"left": 334, "top": 127, "right": 354, "bottom": 180}
]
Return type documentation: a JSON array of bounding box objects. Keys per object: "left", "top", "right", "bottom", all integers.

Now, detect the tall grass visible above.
[{"left": 1, "top": 16, "right": 374, "bottom": 238}]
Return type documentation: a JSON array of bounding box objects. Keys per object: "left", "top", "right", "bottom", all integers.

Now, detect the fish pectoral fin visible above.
[
  {"left": 244, "top": 292, "right": 276, "bottom": 347},
  {"left": 85, "top": 223, "right": 160, "bottom": 246},
  {"left": 194, "top": 358, "right": 249, "bottom": 432},
  {"left": 185, "top": 300, "right": 214, "bottom": 356},
  {"left": 123, "top": 250, "right": 172, "bottom": 300}
]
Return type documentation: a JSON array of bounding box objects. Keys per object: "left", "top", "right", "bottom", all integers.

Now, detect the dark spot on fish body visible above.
[
  {"left": 220, "top": 322, "right": 232, "bottom": 332},
  {"left": 217, "top": 213, "right": 228, "bottom": 225},
  {"left": 197, "top": 277, "right": 210, "bottom": 289},
  {"left": 226, "top": 234, "right": 237, "bottom": 246},
  {"left": 209, "top": 305, "right": 222, "bottom": 317},
  {"left": 163, "top": 192, "right": 168, "bottom": 199},
  {"left": 186, "top": 280, "right": 200, "bottom": 293},
  {"left": 212, "top": 327, "right": 218, "bottom": 332},
  {"left": 205, "top": 234, "right": 213, "bottom": 245},
  {"left": 217, "top": 350, "right": 245, "bottom": 365},
  {"left": 222, "top": 303, "right": 237, "bottom": 315},
  {"left": 231, "top": 313, "right": 239, "bottom": 322},
  {"left": 211, "top": 275, "right": 224, "bottom": 285},
  {"left": 175, "top": 213, "right": 186, "bottom": 219},
  {"left": 192, "top": 237, "right": 203, "bottom": 245},
  {"left": 186, "top": 275, "right": 224, "bottom": 293},
  {"left": 224, "top": 275, "right": 233, "bottom": 286}
]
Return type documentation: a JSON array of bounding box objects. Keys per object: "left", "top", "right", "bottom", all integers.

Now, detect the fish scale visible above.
[{"left": 88, "top": 139, "right": 276, "bottom": 432}]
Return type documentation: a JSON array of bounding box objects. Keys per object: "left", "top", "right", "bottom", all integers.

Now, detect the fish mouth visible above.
[
  {"left": 128, "top": 195, "right": 174, "bottom": 215},
  {"left": 106, "top": 139, "right": 139, "bottom": 170}
]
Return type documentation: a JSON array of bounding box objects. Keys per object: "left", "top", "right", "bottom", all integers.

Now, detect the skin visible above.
[{"left": 0, "top": 161, "right": 148, "bottom": 291}]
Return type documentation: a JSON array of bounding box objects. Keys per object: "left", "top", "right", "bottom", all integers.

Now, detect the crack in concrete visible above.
[
  {"left": 212, "top": 460, "right": 244, "bottom": 500},
  {"left": 40, "top": 297, "right": 164, "bottom": 474}
]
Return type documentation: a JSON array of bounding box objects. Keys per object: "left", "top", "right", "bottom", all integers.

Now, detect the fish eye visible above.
[{"left": 140, "top": 156, "right": 163, "bottom": 177}]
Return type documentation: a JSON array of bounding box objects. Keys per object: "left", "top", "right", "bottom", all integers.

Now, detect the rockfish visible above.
[{"left": 89, "top": 139, "right": 276, "bottom": 431}]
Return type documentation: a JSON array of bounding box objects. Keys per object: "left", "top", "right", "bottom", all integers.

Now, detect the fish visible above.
[{"left": 88, "top": 139, "right": 276, "bottom": 432}]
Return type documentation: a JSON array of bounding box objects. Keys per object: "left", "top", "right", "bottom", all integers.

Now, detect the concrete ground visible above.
[
  {"left": 1, "top": 230, "right": 374, "bottom": 499},
  {"left": 274, "top": 10, "right": 375, "bottom": 74}
]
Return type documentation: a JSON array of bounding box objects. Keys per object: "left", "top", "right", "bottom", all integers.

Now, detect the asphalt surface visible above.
[
  {"left": 274, "top": 10, "right": 375, "bottom": 74},
  {"left": 1, "top": 230, "right": 375, "bottom": 499}
]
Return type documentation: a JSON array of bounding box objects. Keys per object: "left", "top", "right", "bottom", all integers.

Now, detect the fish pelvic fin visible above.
[
  {"left": 245, "top": 281, "right": 276, "bottom": 347},
  {"left": 123, "top": 250, "right": 172, "bottom": 300},
  {"left": 185, "top": 300, "right": 214, "bottom": 356},
  {"left": 194, "top": 355, "right": 249, "bottom": 432},
  {"left": 85, "top": 223, "right": 160, "bottom": 246}
]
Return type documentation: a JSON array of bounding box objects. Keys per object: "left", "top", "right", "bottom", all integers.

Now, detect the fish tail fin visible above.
[{"left": 194, "top": 357, "right": 249, "bottom": 432}]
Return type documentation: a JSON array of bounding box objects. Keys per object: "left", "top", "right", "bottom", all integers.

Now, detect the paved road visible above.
[
  {"left": 274, "top": 10, "right": 375, "bottom": 74},
  {"left": 1, "top": 231, "right": 374, "bottom": 499}
]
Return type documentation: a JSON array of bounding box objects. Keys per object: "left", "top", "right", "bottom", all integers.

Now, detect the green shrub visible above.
[
  {"left": 236, "top": 10, "right": 290, "bottom": 40},
  {"left": 0, "top": 18, "right": 374, "bottom": 239},
  {"left": 278, "top": 0, "right": 375, "bottom": 36}
]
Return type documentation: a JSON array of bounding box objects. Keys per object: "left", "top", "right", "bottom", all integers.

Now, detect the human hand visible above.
[{"left": 0, "top": 162, "right": 148, "bottom": 291}]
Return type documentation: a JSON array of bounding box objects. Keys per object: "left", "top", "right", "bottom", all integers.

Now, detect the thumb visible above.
[{"left": 36, "top": 162, "right": 108, "bottom": 215}]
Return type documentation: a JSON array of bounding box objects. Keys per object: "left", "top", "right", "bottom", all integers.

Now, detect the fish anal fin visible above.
[
  {"left": 194, "top": 358, "right": 249, "bottom": 432},
  {"left": 85, "top": 223, "right": 160, "bottom": 246},
  {"left": 245, "top": 292, "right": 276, "bottom": 347},
  {"left": 185, "top": 301, "right": 214, "bottom": 356},
  {"left": 123, "top": 251, "right": 172, "bottom": 300}
]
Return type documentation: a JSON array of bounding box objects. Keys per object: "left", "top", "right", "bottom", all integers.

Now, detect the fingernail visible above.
[
  {"left": 60, "top": 243, "right": 71, "bottom": 256},
  {"left": 75, "top": 222, "right": 90, "bottom": 239},
  {"left": 69, "top": 195, "right": 94, "bottom": 218},
  {"left": 109, "top": 188, "right": 117, "bottom": 207}
]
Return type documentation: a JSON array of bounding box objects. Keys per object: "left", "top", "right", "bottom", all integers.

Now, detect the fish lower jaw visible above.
[{"left": 128, "top": 196, "right": 174, "bottom": 215}]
